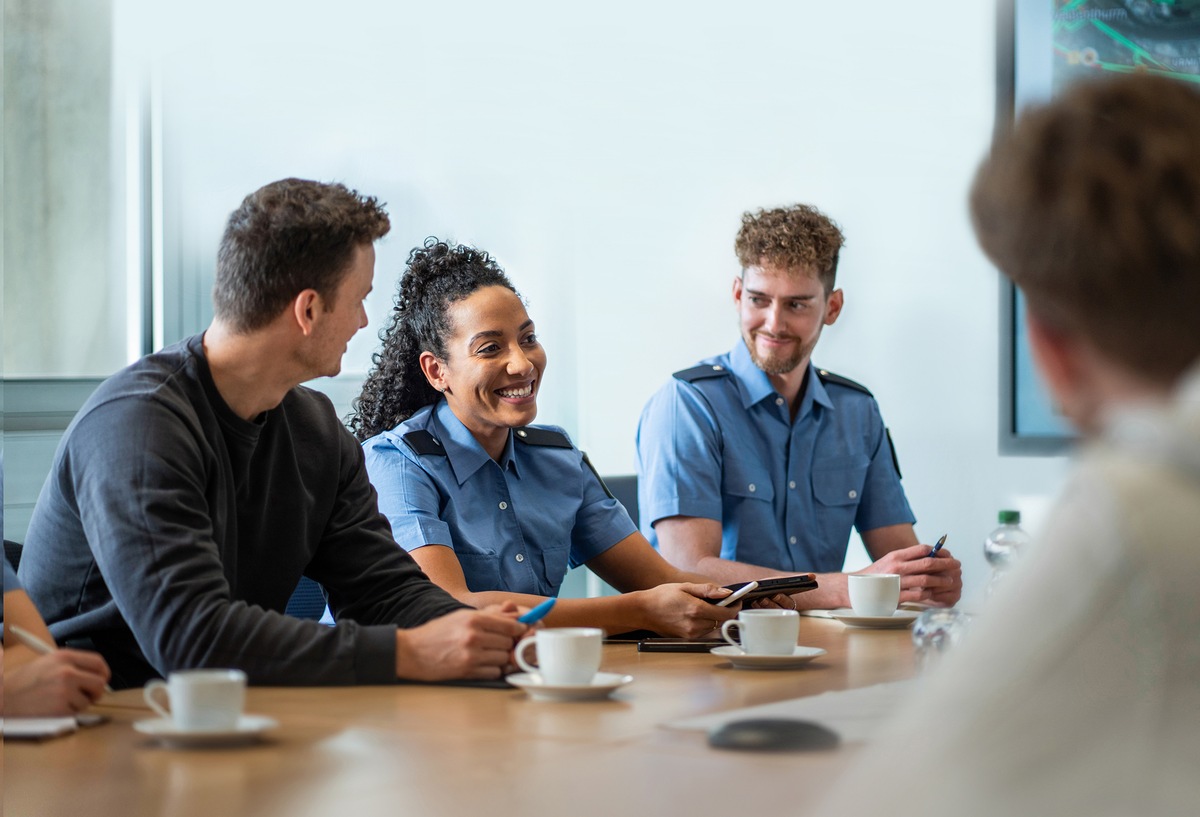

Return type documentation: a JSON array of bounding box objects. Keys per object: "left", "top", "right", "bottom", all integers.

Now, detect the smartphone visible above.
[
  {"left": 712, "top": 579, "right": 759, "bottom": 607},
  {"left": 724, "top": 574, "right": 818, "bottom": 602},
  {"left": 637, "top": 638, "right": 724, "bottom": 653}
]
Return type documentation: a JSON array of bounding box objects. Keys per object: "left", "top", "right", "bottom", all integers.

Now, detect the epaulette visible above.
[
  {"left": 816, "top": 368, "right": 873, "bottom": 397},
  {"left": 402, "top": 429, "right": 447, "bottom": 456},
  {"left": 886, "top": 428, "right": 903, "bottom": 480},
  {"left": 580, "top": 451, "right": 615, "bottom": 500},
  {"left": 513, "top": 426, "right": 572, "bottom": 449},
  {"left": 673, "top": 363, "right": 732, "bottom": 383}
]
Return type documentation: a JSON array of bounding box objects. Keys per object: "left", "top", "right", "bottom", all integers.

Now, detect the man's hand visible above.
[
  {"left": 631, "top": 582, "right": 739, "bottom": 638},
  {"left": 394, "top": 606, "right": 528, "bottom": 681},
  {"left": 859, "top": 544, "right": 962, "bottom": 606},
  {"left": 3, "top": 649, "right": 111, "bottom": 716}
]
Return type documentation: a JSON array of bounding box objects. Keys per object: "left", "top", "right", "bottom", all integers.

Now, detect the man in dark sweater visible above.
[{"left": 19, "top": 179, "right": 527, "bottom": 689}]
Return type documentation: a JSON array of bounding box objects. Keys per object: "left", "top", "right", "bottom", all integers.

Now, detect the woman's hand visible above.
[
  {"left": 3, "top": 649, "right": 111, "bottom": 716},
  {"left": 631, "top": 582, "right": 739, "bottom": 638}
]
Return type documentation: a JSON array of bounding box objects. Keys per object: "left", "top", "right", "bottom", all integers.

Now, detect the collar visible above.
[
  {"left": 431, "top": 400, "right": 519, "bottom": 485},
  {"left": 728, "top": 341, "right": 833, "bottom": 418}
]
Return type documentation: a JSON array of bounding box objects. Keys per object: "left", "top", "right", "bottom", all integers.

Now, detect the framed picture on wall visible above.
[{"left": 995, "top": 0, "right": 1200, "bottom": 455}]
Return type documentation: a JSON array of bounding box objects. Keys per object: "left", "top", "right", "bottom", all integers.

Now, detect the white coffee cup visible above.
[
  {"left": 144, "top": 669, "right": 247, "bottom": 731},
  {"left": 514, "top": 627, "right": 603, "bottom": 685},
  {"left": 848, "top": 574, "right": 901, "bottom": 617},
  {"left": 720, "top": 609, "right": 800, "bottom": 656}
]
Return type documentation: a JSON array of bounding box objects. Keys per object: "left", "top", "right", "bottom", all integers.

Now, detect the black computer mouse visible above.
[{"left": 707, "top": 718, "right": 840, "bottom": 752}]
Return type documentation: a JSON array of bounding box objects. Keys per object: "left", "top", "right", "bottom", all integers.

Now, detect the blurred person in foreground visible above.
[{"left": 821, "top": 74, "right": 1200, "bottom": 816}]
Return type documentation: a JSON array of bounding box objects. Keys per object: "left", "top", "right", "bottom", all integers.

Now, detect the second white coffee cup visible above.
[
  {"left": 143, "top": 668, "right": 247, "bottom": 731},
  {"left": 515, "top": 627, "right": 604, "bottom": 685},
  {"left": 721, "top": 609, "right": 800, "bottom": 655},
  {"left": 848, "top": 573, "right": 901, "bottom": 617}
]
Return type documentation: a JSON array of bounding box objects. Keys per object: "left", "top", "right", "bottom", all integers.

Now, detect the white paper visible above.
[{"left": 1, "top": 716, "right": 80, "bottom": 740}]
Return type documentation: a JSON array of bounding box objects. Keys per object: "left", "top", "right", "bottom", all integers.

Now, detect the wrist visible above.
[{"left": 393, "top": 628, "right": 419, "bottom": 681}]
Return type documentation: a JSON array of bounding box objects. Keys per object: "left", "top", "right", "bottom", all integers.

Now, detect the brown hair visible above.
[
  {"left": 734, "top": 204, "right": 845, "bottom": 292},
  {"left": 971, "top": 75, "right": 1200, "bottom": 384},
  {"left": 214, "top": 178, "right": 390, "bottom": 332}
]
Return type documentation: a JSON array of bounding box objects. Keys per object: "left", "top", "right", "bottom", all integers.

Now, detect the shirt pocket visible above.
[
  {"left": 722, "top": 467, "right": 776, "bottom": 504},
  {"left": 537, "top": 543, "right": 571, "bottom": 594},
  {"left": 812, "top": 456, "right": 870, "bottom": 507},
  {"left": 811, "top": 456, "right": 870, "bottom": 546},
  {"left": 455, "top": 548, "right": 502, "bottom": 593}
]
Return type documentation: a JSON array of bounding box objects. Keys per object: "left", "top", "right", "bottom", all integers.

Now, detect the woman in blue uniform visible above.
[{"left": 351, "top": 239, "right": 740, "bottom": 637}]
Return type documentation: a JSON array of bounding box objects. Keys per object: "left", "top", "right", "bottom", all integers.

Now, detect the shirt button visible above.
[
  {"left": 499, "top": 501, "right": 508, "bottom": 510},
  {"left": 515, "top": 553, "right": 524, "bottom": 563},
  {"left": 789, "top": 481, "right": 796, "bottom": 489},
  {"left": 516, "top": 430, "right": 527, "bottom": 437},
  {"left": 775, "top": 397, "right": 784, "bottom": 406},
  {"left": 748, "top": 483, "right": 756, "bottom": 493},
  {"left": 848, "top": 490, "right": 858, "bottom": 499},
  {"left": 790, "top": 536, "right": 797, "bottom": 544}
]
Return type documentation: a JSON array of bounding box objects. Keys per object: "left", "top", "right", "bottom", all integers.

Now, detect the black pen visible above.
[{"left": 930, "top": 534, "right": 947, "bottom": 557}]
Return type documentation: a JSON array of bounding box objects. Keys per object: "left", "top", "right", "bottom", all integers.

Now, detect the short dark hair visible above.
[
  {"left": 971, "top": 75, "right": 1200, "bottom": 384},
  {"left": 734, "top": 204, "right": 845, "bottom": 292},
  {"left": 348, "top": 238, "right": 518, "bottom": 442},
  {"left": 213, "top": 178, "right": 390, "bottom": 331}
]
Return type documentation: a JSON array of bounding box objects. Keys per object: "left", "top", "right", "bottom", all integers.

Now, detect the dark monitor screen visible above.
[{"left": 996, "top": 0, "right": 1200, "bottom": 454}]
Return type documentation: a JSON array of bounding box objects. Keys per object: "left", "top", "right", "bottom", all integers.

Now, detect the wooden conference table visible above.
[{"left": 5, "top": 617, "right": 916, "bottom": 817}]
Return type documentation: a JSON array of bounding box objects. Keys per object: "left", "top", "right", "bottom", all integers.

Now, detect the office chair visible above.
[
  {"left": 285, "top": 576, "right": 328, "bottom": 621},
  {"left": 603, "top": 475, "right": 639, "bottom": 528},
  {"left": 4, "top": 539, "right": 23, "bottom": 572}
]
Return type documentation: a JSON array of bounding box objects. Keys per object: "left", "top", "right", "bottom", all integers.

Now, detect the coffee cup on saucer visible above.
[
  {"left": 848, "top": 574, "right": 901, "bottom": 617},
  {"left": 720, "top": 609, "right": 800, "bottom": 656},
  {"left": 514, "top": 627, "right": 603, "bottom": 685},
  {"left": 143, "top": 669, "right": 247, "bottom": 731}
]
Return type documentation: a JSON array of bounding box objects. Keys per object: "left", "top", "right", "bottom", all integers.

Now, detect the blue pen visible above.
[
  {"left": 518, "top": 597, "right": 557, "bottom": 624},
  {"left": 930, "top": 534, "right": 947, "bottom": 557}
]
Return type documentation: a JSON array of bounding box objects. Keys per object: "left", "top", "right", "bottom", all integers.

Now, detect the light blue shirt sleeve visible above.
[
  {"left": 636, "top": 377, "right": 726, "bottom": 530},
  {"left": 362, "top": 435, "right": 454, "bottom": 553}
]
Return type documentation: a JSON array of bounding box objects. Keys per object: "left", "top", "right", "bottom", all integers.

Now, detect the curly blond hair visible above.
[{"left": 734, "top": 204, "right": 845, "bottom": 292}]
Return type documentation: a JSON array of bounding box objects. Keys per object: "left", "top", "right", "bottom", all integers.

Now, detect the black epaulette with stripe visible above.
[
  {"left": 673, "top": 363, "right": 732, "bottom": 383},
  {"left": 816, "top": 368, "right": 873, "bottom": 397},
  {"left": 402, "top": 429, "right": 447, "bottom": 456},
  {"left": 512, "top": 427, "right": 572, "bottom": 448}
]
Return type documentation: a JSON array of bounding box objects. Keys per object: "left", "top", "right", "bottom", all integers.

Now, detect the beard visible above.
[{"left": 743, "top": 332, "right": 814, "bottom": 376}]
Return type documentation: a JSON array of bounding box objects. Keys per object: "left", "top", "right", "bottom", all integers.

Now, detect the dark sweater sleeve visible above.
[
  {"left": 65, "top": 396, "right": 463, "bottom": 686},
  {"left": 306, "top": 421, "right": 469, "bottom": 644}
]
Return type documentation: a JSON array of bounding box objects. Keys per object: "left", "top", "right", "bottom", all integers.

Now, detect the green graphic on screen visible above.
[{"left": 1052, "top": 1, "right": 1200, "bottom": 90}]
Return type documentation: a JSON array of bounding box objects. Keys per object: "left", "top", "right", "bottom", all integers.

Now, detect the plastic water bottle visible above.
[
  {"left": 912, "top": 608, "right": 971, "bottom": 672},
  {"left": 984, "top": 509, "right": 1030, "bottom": 597}
]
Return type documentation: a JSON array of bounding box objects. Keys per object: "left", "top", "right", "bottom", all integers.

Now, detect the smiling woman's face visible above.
[{"left": 420, "top": 285, "right": 547, "bottom": 458}]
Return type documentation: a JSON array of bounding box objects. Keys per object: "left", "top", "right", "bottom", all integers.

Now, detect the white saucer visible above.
[
  {"left": 830, "top": 609, "right": 920, "bottom": 629},
  {"left": 506, "top": 671, "right": 633, "bottom": 701},
  {"left": 133, "top": 714, "right": 278, "bottom": 747},
  {"left": 710, "top": 645, "right": 827, "bottom": 669}
]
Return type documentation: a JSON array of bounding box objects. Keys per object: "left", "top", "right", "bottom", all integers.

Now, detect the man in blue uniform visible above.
[{"left": 636, "top": 204, "right": 961, "bottom": 609}]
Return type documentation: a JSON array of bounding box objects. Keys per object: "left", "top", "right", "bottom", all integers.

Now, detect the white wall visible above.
[{"left": 111, "top": 0, "right": 1070, "bottom": 601}]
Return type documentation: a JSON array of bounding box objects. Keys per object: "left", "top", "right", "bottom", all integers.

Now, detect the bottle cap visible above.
[{"left": 998, "top": 509, "right": 1021, "bottom": 524}]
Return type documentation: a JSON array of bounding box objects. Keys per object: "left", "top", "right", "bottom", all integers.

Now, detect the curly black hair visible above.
[{"left": 348, "top": 238, "right": 518, "bottom": 441}]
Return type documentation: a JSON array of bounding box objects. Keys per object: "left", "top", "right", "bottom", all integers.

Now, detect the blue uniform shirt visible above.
[
  {"left": 635, "top": 342, "right": 915, "bottom": 573},
  {"left": 363, "top": 400, "right": 636, "bottom": 597}
]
